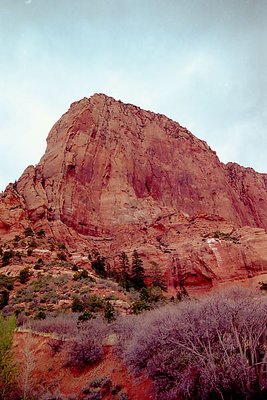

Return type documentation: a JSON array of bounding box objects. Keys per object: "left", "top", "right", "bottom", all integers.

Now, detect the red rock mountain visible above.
[{"left": 1, "top": 94, "right": 267, "bottom": 290}]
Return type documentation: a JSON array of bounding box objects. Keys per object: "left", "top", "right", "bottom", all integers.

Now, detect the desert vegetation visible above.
[
  {"left": 117, "top": 287, "right": 267, "bottom": 400},
  {"left": 1, "top": 286, "right": 267, "bottom": 399},
  {"left": 1, "top": 231, "right": 267, "bottom": 399},
  {"left": 0, "top": 314, "right": 17, "bottom": 399},
  {"left": 1, "top": 240, "right": 169, "bottom": 319}
]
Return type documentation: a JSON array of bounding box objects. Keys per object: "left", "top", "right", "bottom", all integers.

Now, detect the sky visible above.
[{"left": 0, "top": 0, "right": 266, "bottom": 191}]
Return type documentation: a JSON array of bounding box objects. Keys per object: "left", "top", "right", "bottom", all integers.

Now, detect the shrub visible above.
[
  {"left": 27, "top": 247, "right": 33, "bottom": 256},
  {"left": 90, "top": 376, "right": 111, "bottom": 388},
  {"left": 2, "top": 250, "right": 13, "bottom": 267},
  {"left": 50, "top": 243, "right": 55, "bottom": 251},
  {"left": 118, "top": 392, "right": 129, "bottom": 400},
  {"left": 24, "top": 227, "right": 34, "bottom": 237},
  {"left": 213, "top": 230, "right": 240, "bottom": 243},
  {"left": 28, "top": 241, "right": 36, "bottom": 251},
  {"left": 66, "top": 319, "right": 107, "bottom": 370},
  {"left": 34, "top": 310, "right": 46, "bottom": 320},
  {"left": 19, "top": 268, "right": 30, "bottom": 284},
  {"left": 87, "top": 393, "right": 102, "bottom": 400},
  {"left": 111, "top": 384, "right": 122, "bottom": 395},
  {"left": 121, "top": 287, "right": 267, "bottom": 400},
  {"left": 78, "top": 311, "right": 95, "bottom": 322},
  {"left": 38, "top": 390, "right": 67, "bottom": 399},
  {"left": 48, "top": 338, "right": 64, "bottom": 354},
  {"left": 100, "top": 376, "right": 112, "bottom": 393},
  {"left": 71, "top": 297, "right": 84, "bottom": 312},
  {"left": 34, "top": 258, "right": 45, "bottom": 270},
  {"left": 139, "top": 286, "right": 165, "bottom": 303},
  {"left": 14, "top": 251, "right": 22, "bottom": 261},
  {"left": 13, "top": 235, "right": 20, "bottom": 243},
  {"left": 259, "top": 281, "right": 267, "bottom": 291},
  {"left": 131, "top": 299, "right": 150, "bottom": 314},
  {"left": 30, "top": 315, "right": 77, "bottom": 339},
  {"left": 0, "top": 275, "right": 14, "bottom": 291},
  {"left": 113, "top": 315, "right": 140, "bottom": 355},
  {"left": 88, "top": 295, "right": 105, "bottom": 312},
  {"left": 91, "top": 252, "right": 107, "bottom": 278},
  {"left": 0, "top": 290, "right": 9, "bottom": 310},
  {"left": 57, "top": 251, "right": 67, "bottom": 261},
  {"left": 73, "top": 269, "right": 89, "bottom": 280},
  {"left": 82, "top": 386, "right": 93, "bottom": 394},
  {"left": 104, "top": 301, "right": 115, "bottom": 323},
  {"left": 57, "top": 242, "right": 66, "bottom": 250},
  {"left": 36, "top": 229, "right": 45, "bottom": 238}
]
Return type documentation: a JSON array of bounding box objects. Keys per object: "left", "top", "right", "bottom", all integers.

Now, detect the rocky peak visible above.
[
  {"left": 4, "top": 93, "right": 267, "bottom": 234},
  {"left": 1, "top": 94, "right": 267, "bottom": 290}
]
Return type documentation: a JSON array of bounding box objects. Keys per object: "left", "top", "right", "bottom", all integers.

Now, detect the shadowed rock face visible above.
[{"left": 1, "top": 93, "right": 267, "bottom": 290}]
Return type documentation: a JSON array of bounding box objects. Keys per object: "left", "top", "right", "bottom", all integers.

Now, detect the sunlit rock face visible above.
[{"left": 1, "top": 94, "right": 267, "bottom": 289}]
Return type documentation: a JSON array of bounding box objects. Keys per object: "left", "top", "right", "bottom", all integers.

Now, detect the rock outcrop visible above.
[{"left": 1, "top": 93, "right": 267, "bottom": 290}]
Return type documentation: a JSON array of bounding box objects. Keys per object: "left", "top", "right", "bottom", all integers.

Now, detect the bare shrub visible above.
[
  {"left": 48, "top": 338, "right": 64, "bottom": 355},
  {"left": 121, "top": 287, "right": 267, "bottom": 400},
  {"left": 66, "top": 336, "right": 102, "bottom": 369},
  {"left": 114, "top": 314, "right": 143, "bottom": 354},
  {"left": 66, "top": 318, "right": 107, "bottom": 370},
  {"left": 39, "top": 390, "right": 67, "bottom": 400},
  {"left": 30, "top": 314, "right": 108, "bottom": 371},
  {"left": 30, "top": 315, "right": 77, "bottom": 339}
]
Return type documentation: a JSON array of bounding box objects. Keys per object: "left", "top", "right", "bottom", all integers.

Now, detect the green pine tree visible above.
[
  {"left": 91, "top": 251, "right": 107, "bottom": 278},
  {"left": 131, "top": 250, "right": 146, "bottom": 290},
  {"left": 118, "top": 251, "right": 131, "bottom": 291}
]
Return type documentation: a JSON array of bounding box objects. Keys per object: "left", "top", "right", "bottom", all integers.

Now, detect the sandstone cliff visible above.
[{"left": 1, "top": 93, "right": 267, "bottom": 290}]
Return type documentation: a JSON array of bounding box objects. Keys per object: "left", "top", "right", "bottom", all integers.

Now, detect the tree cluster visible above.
[
  {"left": 90, "top": 250, "right": 108, "bottom": 278},
  {"left": 116, "top": 250, "right": 167, "bottom": 294}
]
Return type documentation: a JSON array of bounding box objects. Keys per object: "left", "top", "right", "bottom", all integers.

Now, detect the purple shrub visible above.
[
  {"left": 30, "top": 315, "right": 77, "bottom": 339},
  {"left": 66, "top": 318, "right": 108, "bottom": 369},
  {"left": 30, "top": 315, "right": 108, "bottom": 370},
  {"left": 120, "top": 287, "right": 267, "bottom": 400},
  {"left": 66, "top": 335, "right": 103, "bottom": 369}
]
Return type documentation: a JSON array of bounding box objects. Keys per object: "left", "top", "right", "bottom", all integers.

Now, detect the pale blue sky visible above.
[{"left": 0, "top": 0, "right": 266, "bottom": 190}]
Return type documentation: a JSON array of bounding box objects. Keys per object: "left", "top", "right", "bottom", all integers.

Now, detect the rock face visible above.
[{"left": 1, "top": 93, "right": 267, "bottom": 290}]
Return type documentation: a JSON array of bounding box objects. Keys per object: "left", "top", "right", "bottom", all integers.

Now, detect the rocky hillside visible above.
[{"left": 1, "top": 94, "right": 267, "bottom": 290}]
